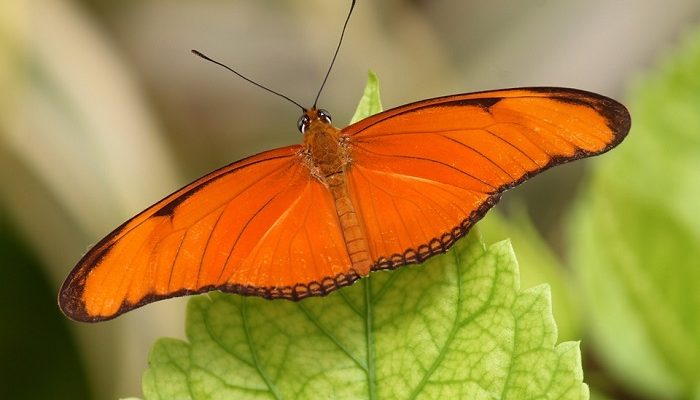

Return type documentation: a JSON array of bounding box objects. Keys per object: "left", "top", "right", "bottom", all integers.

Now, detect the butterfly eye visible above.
[
  {"left": 318, "top": 109, "right": 332, "bottom": 124},
  {"left": 297, "top": 114, "right": 310, "bottom": 133}
]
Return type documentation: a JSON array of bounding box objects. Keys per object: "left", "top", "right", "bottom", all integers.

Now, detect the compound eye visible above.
[
  {"left": 318, "top": 109, "right": 332, "bottom": 124},
  {"left": 297, "top": 114, "right": 310, "bottom": 133}
]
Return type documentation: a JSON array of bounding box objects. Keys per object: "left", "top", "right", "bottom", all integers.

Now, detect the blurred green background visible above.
[{"left": 2, "top": 0, "right": 700, "bottom": 399}]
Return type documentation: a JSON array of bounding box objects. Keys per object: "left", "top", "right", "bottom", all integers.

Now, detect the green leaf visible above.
[
  {"left": 479, "top": 209, "right": 581, "bottom": 342},
  {"left": 143, "top": 234, "right": 587, "bottom": 399},
  {"left": 142, "top": 71, "right": 587, "bottom": 400},
  {"left": 349, "top": 70, "right": 383, "bottom": 124},
  {"left": 569, "top": 26, "right": 700, "bottom": 398},
  {"left": 142, "top": 339, "right": 193, "bottom": 400}
]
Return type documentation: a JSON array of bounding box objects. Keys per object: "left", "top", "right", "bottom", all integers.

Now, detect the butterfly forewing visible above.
[
  {"left": 59, "top": 145, "right": 357, "bottom": 321},
  {"left": 343, "top": 87, "right": 630, "bottom": 270}
]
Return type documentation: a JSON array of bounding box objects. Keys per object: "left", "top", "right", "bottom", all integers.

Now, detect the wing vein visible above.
[
  {"left": 196, "top": 206, "right": 228, "bottom": 288},
  {"left": 484, "top": 127, "right": 542, "bottom": 167},
  {"left": 439, "top": 134, "right": 516, "bottom": 180},
  {"left": 167, "top": 231, "right": 187, "bottom": 292},
  {"left": 353, "top": 145, "right": 497, "bottom": 191}
]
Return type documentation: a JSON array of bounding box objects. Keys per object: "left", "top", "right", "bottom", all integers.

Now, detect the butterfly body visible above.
[{"left": 301, "top": 108, "right": 372, "bottom": 276}]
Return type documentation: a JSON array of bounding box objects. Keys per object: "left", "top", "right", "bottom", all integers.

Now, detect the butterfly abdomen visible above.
[{"left": 326, "top": 172, "right": 372, "bottom": 276}]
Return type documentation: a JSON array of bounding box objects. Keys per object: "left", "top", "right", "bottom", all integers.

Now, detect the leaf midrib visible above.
[{"left": 365, "top": 278, "right": 378, "bottom": 400}]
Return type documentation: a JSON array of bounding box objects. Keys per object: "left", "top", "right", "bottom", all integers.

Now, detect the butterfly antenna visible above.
[
  {"left": 313, "top": 0, "right": 357, "bottom": 108},
  {"left": 191, "top": 49, "right": 306, "bottom": 111}
]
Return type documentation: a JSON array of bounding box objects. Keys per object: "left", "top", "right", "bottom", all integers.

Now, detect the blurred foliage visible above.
[
  {"left": 0, "top": 207, "right": 90, "bottom": 399},
  {"left": 569, "top": 26, "right": 700, "bottom": 399}
]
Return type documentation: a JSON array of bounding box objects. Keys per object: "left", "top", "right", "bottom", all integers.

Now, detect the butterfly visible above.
[{"left": 58, "top": 1, "right": 630, "bottom": 322}]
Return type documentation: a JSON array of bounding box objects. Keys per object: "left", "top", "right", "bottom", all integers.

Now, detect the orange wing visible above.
[
  {"left": 59, "top": 146, "right": 358, "bottom": 322},
  {"left": 343, "top": 87, "right": 630, "bottom": 270}
]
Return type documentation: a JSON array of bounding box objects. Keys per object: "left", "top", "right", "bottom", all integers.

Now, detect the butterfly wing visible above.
[
  {"left": 59, "top": 145, "right": 358, "bottom": 321},
  {"left": 342, "top": 87, "right": 630, "bottom": 270}
]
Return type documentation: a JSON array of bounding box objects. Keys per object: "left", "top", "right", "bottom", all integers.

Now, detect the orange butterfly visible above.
[
  {"left": 59, "top": 85, "right": 630, "bottom": 322},
  {"left": 58, "top": 2, "right": 630, "bottom": 322}
]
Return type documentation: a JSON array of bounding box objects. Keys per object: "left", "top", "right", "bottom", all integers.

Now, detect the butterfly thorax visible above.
[{"left": 301, "top": 109, "right": 350, "bottom": 183}]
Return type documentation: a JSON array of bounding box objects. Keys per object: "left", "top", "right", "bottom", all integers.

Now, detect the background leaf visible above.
[
  {"left": 480, "top": 209, "right": 581, "bottom": 342},
  {"left": 350, "top": 70, "right": 383, "bottom": 124},
  {"left": 569, "top": 26, "right": 700, "bottom": 399}
]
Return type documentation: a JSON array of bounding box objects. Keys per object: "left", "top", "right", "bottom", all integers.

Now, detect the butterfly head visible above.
[{"left": 297, "top": 108, "right": 333, "bottom": 135}]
